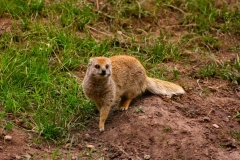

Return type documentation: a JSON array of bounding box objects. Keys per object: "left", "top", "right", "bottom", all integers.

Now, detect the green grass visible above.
[
  {"left": 0, "top": 0, "right": 240, "bottom": 143},
  {"left": 231, "top": 131, "right": 240, "bottom": 140},
  {"left": 163, "top": 126, "right": 172, "bottom": 132},
  {"left": 198, "top": 58, "right": 240, "bottom": 83},
  {"left": 134, "top": 106, "right": 145, "bottom": 113}
]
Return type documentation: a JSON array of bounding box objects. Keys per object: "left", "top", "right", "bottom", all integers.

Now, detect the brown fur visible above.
[{"left": 82, "top": 55, "right": 185, "bottom": 131}]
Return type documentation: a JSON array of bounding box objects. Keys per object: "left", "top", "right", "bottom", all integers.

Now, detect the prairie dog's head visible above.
[{"left": 87, "top": 57, "right": 112, "bottom": 78}]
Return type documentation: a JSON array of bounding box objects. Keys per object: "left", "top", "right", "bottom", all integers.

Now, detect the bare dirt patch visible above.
[
  {"left": 80, "top": 77, "right": 240, "bottom": 160},
  {"left": 0, "top": 127, "right": 50, "bottom": 159},
  {"left": 0, "top": 17, "right": 13, "bottom": 35},
  {"left": 2, "top": 76, "right": 240, "bottom": 159}
]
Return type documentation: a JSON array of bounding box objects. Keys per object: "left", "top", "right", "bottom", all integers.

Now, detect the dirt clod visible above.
[
  {"left": 24, "top": 153, "right": 31, "bottom": 159},
  {"left": 203, "top": 116, "right": 211, "bottom": 122},
  {"left": 213, "top": 124, "right": 220, "bottom": 128},
  {"left": 71, "top": 155, "right": 78, "bottom": 160},
  {"left": 84, "top": 133, "right": 91, "bottom": 140},
  {"left": 4, "top": 135, "right": 12, "bottom": 141},
  {"left": 86, "top": 144, "right": 95, "bottom": 150},
  {"left": 15, "top": 155, "right": 21, "bottom": 159},
  {"left": 144, "top": 154, "right": 151, "bottom": 159},
  {"left": 64, "top": 143, "right": 71, "bottom": 149}
]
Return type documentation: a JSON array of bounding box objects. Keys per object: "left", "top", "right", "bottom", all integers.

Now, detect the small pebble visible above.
[
  {"left": 213, "top": 124, "right": 219, "bottom": 128},
  {"left": 203, "top": 116, "right": 210, "bottom": 122},
  {"left": 25, "top": 154, "right": 31, "bottom": 160},
  {"left": 144, "top": 154, "right": 151, "bottom": 160},
  {"left": 44, "top": 148, "right": 50, "bottom": 153},
  {"left": 117, "top": 31, "right": 123, "bottom": 35},
  {"left": 64, "top": 143, "right": 71, "bottom": 148},
  {"left": 224, "top": 117, "right": 229, "bottom": 122},
  {"left": 4, "top": 135, "right": 12, "bottom": 141},
  {"left": 86, "top": 144, "right": 95, "bottom": 150},
  {"left": 84, "top": 133, "right": 91, "bottom": 140}
]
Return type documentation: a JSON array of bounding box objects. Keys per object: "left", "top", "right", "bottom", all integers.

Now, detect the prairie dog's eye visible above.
[
  {"left": 95, "top": 64, "right": 100, "bottom": 69},
  {"left": 106, "top": 64, "right": 109, "bottom": 69}
]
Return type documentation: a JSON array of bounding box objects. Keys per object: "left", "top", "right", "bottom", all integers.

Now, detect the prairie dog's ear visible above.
[{"left": 88, "top": 58, "right": 93, "bottom": 67}]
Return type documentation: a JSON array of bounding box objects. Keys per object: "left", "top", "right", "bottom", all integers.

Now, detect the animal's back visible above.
[{"left": 110, "top": 55, "right": 147, "bottom": 99}]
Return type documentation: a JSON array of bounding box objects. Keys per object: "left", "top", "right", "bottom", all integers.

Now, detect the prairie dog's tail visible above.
[{"left": 146, "top": 77, "right": 185, "bottom": 97}]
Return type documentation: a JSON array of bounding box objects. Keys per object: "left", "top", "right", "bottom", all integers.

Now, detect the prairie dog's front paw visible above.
[{"left": 99, "top": 124, "right": 105, "bottom": 132}]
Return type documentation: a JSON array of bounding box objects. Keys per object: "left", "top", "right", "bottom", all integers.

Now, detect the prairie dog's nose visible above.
[{"left": 101, "top": 69, "right": 106, "bottom": 75}]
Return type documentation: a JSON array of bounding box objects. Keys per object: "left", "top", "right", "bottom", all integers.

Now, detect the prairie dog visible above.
[{"left": 82, "top": 55, "right": 185, "bottom": 131}]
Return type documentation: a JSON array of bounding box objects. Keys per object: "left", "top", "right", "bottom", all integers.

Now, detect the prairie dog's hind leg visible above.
[
  {"left": 121, "top": 98, "right": 133, "bottom": 110},
  {"left": 116, "top": 97, "right": 124, "bottom": 109},
  {"left": 117, "top": 97, "right": 133, "bottom": 111}
]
